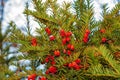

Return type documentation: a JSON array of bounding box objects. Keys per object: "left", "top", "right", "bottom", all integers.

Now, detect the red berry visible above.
[
  {"left": 100, "top": 29, "right": 105, "bottom": 33},
  {"left": 83, "top": 38, "right": 88, "bottom": 43},
  {"left": 67, "top": 50, "right": 71, "bottom": 55},
  {"left": 72, "top": 62, "right": 78, "bottom": 67},
  {"left": 84, "top": 33, "right": 89, "bottom": 38},
  {"left": 31, "top": 38, "right": 37, "bottom": 42},
  {"left": 67, "top": 44, "right": 72, "bottom": 49},
  {"left": 102, "top": 37, "right": 107, "bottom": 43},
  {"left": 45, "top": 55, "right": 54, "bottom": 63},
  {"left": 85, "top": 29, "right": 90, "bottom": 34},
  {"left": 28, "top": 76, "right": 33, "bottom": 80},
  {"left": 54, "top": 50, "right": 60, "bottom": 57},
  {"left": 49, "top": 35, "right": 55, "bottom": 41},
  {"left": 65, "top": 31, "right": 72, "bottom": 37},
  {"left": 48, "top": 66, "right": 57, "bottom": 74},
  {"left": 45, "top": 70, "right": 49, "bottom": 74},
  {"left": 83, "top": 30, "right": 90, "bottom": 43},
  {"left": 32, "top": 43, "right": 37, "bottom": 46},
  {"left": 49, "top": 55, "right": 54, "bottom": 61},
  {"left": 68, "top": 63, "right": 73, "bottom": 68},
  {"left": 45, "top": 57, "right": 49, "bottom": 63},
  {"left": 67, "top": 44, "right": 74, "bottom": 50},
  {"left": 40, "top": 76, "right": 47, "bottom": 80},
  {"left": 76, "top": 65, "right": 83, "bottom": 70},
  {"left": 70, "top": 45, "right": 74, "bottom": 51},
  {"left": 62, "top": 38, "right": 67, "bottom": 45},
  {"left": 66, "top": 37, "right": 71, "bottom": 42},
  {"left": 68, "top": 61, "right": 82, "bottom": 70},
  {"left": 74, "top": 65, "right": 81, "bottom": 70},
  {"left": 75, "top": 59, "right": 81, "bottom": 64},
  {"left": 45, "top": 27, "right": 51, "bottom": 35},
  {"left": 45, "top": 27, "right": 49, "bottom": 31},
  {"left": 32, "top": 74, "right": 37, "bottom": 78},
  {"left": 71, "top": 62, "right": 81, "bottom": 70},
  {"left": 59, "top": 29, "right": 66, "bottom": 37},
  {"left": 51, "top": 61, "right": 56, "bottom": 65},
  {"left": 31, "top": 38, "right": 37, "bottom": 46}
]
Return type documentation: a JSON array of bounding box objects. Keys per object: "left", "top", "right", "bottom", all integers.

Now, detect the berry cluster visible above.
[
  {"left": 68, "top": 59, "right": 82, "bottom": 70},
  {"left": 83, "top": 29, "right": 90, "bottom": 43},
  {"left": 60, "top": 29, "right": 72, "bottom": 45},
  {"left": 46, "top": 66, "right": 57, "bottom": 74},
  {"left": 59, "top": 29, "right": 74, "bottom": 56},
  {"left": 29, "top": 27, "right": 109, "bottom": 79},
  {"left": 44, "top": 55, "right": 57, "bottom": 75},
  {"left": 43, "top": 28, "right": 78, "bottom": 75},
  {"left": 45, "top": 55, "right": 55, "bottom": 65}
]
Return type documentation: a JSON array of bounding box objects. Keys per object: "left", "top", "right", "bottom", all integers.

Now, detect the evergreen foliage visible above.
[{"left": 2, "top": 0, "right": 120, "bottom": 80}]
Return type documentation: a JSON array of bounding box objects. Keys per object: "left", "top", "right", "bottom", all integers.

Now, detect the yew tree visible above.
[{"left": 7, "top": 0, "right": 120, "bottom": 80}]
